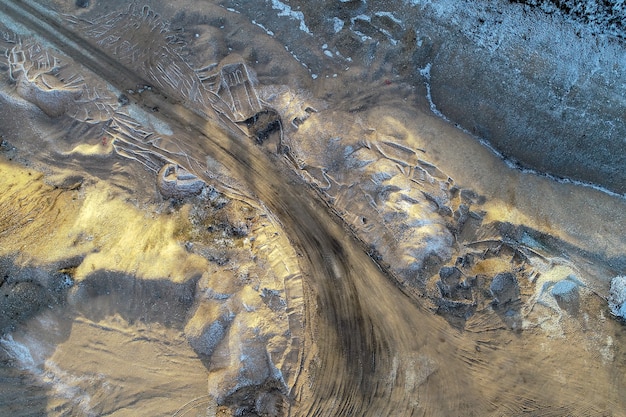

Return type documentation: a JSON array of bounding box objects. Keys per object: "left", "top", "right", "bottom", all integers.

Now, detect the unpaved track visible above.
[
  {"left": 1, "top": 1, "right": 623, "bottom": 416},
  {"left": 0, "top": 2, "right": 477, "bottom": 415}
]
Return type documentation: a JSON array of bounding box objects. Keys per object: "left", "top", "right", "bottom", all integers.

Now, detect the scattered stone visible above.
[
  {"left": 0, "top": 139, "right": 16, "bottom": 160},
  {"left": 255, "top": 390, "right": 286, "bottom": 416},
  {"left": 608, "top": 276, "right": 626, "bottom": 320},
  {"left": 437, "top": 267, "right": 473, "bottom": 299},
  {"left": 437, "top": 266, "right": 462, "bottom": 298},
  {"left": 261, "top": 288, "right": 286, "bottom": 312},
  {"left": 490, "top": 272, "right": 519, "bottom": 305},
  {"left": 434, "top": 266, "right": 476, "bottom": 322},
  {"left": 47, "top": 174, "right": 84, "bottom": 190},
  {"left": 117, "top": 94, "right": 129, "bottom": 106}
]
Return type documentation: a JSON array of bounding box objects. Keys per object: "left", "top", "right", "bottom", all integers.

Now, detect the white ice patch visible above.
[
  {"left": 0, "top": 332, "right": 96, "bottom": 415},
  {"left": 352, "top": 14, "right": 371, "bottom": 23},
  {"left": 403, "top": 0, "right": 448, "bottom": 17},
  {"left": 42, "top": 360, "right": 98, "bottom": 417},
  {"left": 418, "top": 63, "right": 447, "bottom": 120},
  {"left": 378, "top": 28, "right": 398, "bottom": 45},
  {"left": 332, "top": 17, "right": 344, "bottom": 33},
  {"left": 350, "top": 14, "right": 372, "bottom": 41},
  {"left": 374, "top": 11, "right": 403, "bottom": 26},
  {"left": 0, "top": 334, "right": 36, "bottom": 368},
  {"left": 283, "top": 44, "right": 308, "bottom": 70},
  {"left": 252, "top": 20, "right": 275, "bottom": 36},
  {"left": 270, "top": 0, "right": 311, "bottom": 34}
]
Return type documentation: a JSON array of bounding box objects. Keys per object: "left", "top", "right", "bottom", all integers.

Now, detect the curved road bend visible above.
[{"left": 0, "top": 1, "right": 569, "bottom": 416}]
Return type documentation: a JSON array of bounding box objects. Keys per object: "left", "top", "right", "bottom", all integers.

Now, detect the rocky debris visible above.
[
  {"left": 180, "top": 193, "right": 302, "bottom": 414},
  {"left": 608, "top": 276, "right": 626, "bottom": 320},
  {"left": 551, "top": 279, "right": 580, "bottom": 314},
  {"left": 490, "top": 272, "right": 520, "bottom": 305},
  {"left": 283, "top": 109, "right": 459, "bottom": 286},
  {"left": 206, "top": 316, "right": 278, "bottom": 405},
  {"left": 185, "top": 300, "right": 234, "bottom": 357},
  {"left": 0, "top": 138, "right": 16, "bottom": 161},
  {"left": 434, "top": 266, "right": 475, "bottom": 319},
  {"left": 189, "top": 197, "right": 255, "bottom": 241},
  {"left": 0, "top": 258, "right": 75, "bottom": 334},
  {"left": 244, "top": 109, "right": 283, "bottom": 145},
  {"left": 157, "top": 163, "right": 205, "bottom": 199},
  {"left": 186, "top": 280, "right": 294, "bottom": 414},
  {"left": 257, "top": 85, "right": 318, "bottom": 134}
]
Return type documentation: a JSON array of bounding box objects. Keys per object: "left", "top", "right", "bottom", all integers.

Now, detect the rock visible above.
[
  {"left": 207, "top": 318, "right": 273, "bottom": 406},
  {"left": 185, "top": 302, "right": 234, "bottom": 357},
  {"left": 157, "top": 163, "right": 205, "bottom": 199},
  {"left": 255, "top": 391, "right": 285, "bottom": 416},
  {"left": 75, "top": 0, "right": 89, "bottom": 8},
  {"left": 0, "top": 259, "right": 76, "bottom": 333},
  {"left": 437, "top": 266, "right": 462, "bottom": 297},
  {"left": 551, "top": 279, "right": 578, "bottom": 301},
  {"left": 436, "top": 266, "right": 473, "bottom": 300},
  {"left": 608, "top": 276, "right": 626, "bottom": 320},
  {"left": 551, "top": 279, "right": 580, "bottom": 314},
  {"left": 490, "top": 272, "right": 519, "bottom": 305}
]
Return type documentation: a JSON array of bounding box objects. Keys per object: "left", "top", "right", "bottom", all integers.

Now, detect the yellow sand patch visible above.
[{"left": 0, "top": 160, "right": 207, "bottom": 282}]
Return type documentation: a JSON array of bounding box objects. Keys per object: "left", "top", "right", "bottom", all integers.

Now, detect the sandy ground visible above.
[{"left": 0, "top": 1, "right": 625, "bottom": 416}]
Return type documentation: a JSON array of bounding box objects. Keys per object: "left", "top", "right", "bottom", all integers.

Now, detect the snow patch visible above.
[
  {"left": 332, "top": 17, "right": 344, "bottom": 33},
  {"left": 609, "top": 276, "right": 626, "bottom": 319},
  {"left": 0, "top": 333, "right": 96, "bottom": 415},
  {"left": 270, "top": 0, "right": 311, "bottom": 34},
  {"left": 352, "top": 14, "right": 371, "bottom": 23},
  {"left": 418, "top": 63, "right": 447, "bottom": 120},
  {"left": 374, "top": 11, "right": 403, "bottom": 25},
  {"left": 0, "top": 334, "right": 36, "bottom": 368},
  {"left": 252, "top": 20, "right": 275, "bottom": 36}
]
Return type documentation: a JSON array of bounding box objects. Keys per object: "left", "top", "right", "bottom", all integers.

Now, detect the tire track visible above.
[{"left": 0, "top": 2, "right": 564, "bottom": 416}]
